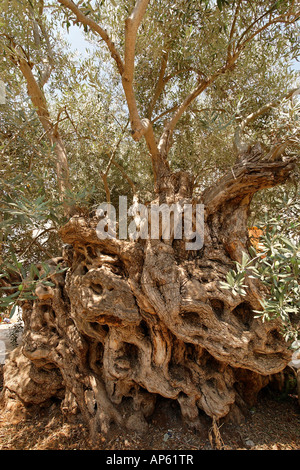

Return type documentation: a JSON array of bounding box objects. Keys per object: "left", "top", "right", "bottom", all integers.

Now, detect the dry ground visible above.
[{"left": 0, "top": 364, "right": 299, "bottom": 451}]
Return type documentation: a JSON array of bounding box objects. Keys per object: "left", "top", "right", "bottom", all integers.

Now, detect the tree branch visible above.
[
  {"left": 56, "top": 0, "right": 148, "bottom": 140},
  {"left": 147, "top": 50, "right": 169, "bottom": 119},
  {"left": 100, "top": 172, "right": 111, "bottom": 204},
  {"left": 122, "top": 0, "right": 168, "bottom": 183},
  {"left": 234, "top": 87, "right": 300, "bottom": 153},
  {"left": 122, "top": 0, "right": 150, "bottom": 141},
  {"left": 110, "top": 160, "right": 137, "bottom": 195},
  {"left": 8, "top": 42, "right": 71, "bottom": 211},
  {"left": 19, "top": 228, "right": 56, "bottom": 258},
  {"left": 104, "top": 121, "right": 129, "bottom": 175},
  {"left": 148, "top": 65, "right": 207, "bottom": 122},
  {"left": 27, "top": 3, "right": 54, "bottom": 88},
  {"left": 57, "top": 0, "right": 124, "bottom": 75},
  {"left": 124, "top": 0, "right": 149, "bottom": 82},
  {"left": 56, "top": 0, "right": 166, "bottom": 183},
  {"left": 152, "top": 105, "right": 179, "bottom": 124},
  {"left": 268, "top": 138, "right": 299, "bottom": 161},
  {"left": 227, "top": 0, "right": 242, "bottom": 63},
  {"left": 157, "top": 3, "right": 300, "bottom": 159},
  {"left": 236, "top": 2, "right": 285, "bottom": 50},
  {"left": 236, "top": 4, "right": 300, "bottom": 53},
  {"left": 158, "top": 76, "right": 215, "bottom": 156},
  {"left": 202, "top": 153, "right": 296, "bottom": 216}
]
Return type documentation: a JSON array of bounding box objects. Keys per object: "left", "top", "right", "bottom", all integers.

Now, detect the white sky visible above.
[{"left": 65, "top": 25, "right": 96, "bottom": 56}]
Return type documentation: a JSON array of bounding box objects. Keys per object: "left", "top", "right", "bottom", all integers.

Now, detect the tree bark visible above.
[
  {"left": 1, "top": 146, "right": 297, "bottom": 435},
  {"left": 16, "top": 57, "right": 71, "bottom": 214}
]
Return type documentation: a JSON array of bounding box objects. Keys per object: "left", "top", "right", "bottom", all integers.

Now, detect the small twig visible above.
[{"left": 19, "top": 227, "right": 56, "bottom": 258}]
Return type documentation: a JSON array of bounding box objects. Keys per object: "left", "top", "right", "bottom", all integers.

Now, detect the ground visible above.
[{"left": 0, "top": 364, "right": 299, "bottom": 450}]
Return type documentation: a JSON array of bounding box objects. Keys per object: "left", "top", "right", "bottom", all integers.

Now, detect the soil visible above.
[{"left": 0, "top": 364, "right": 299, "bottom": 451}]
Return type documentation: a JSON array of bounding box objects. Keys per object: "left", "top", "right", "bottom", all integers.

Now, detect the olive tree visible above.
[{"left": 1, "top": 0, "right": 299, "bottom": 438}]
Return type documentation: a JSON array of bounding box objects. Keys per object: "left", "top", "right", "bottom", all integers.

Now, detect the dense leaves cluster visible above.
[{"left": 221, "top": 190, "right": 300, "bottom": 340}]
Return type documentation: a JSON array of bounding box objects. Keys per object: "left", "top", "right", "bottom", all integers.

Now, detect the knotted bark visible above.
[{"left": 1, "top": 148, "right": 296, "bottom": 435}]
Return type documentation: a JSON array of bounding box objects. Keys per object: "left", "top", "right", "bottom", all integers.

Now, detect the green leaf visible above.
[
  {"left": 217, "top": 0, "right": 223, "bottom": 11},
  {"left": 9, "top": 304, "right": 17, "bottom": 318},
  {"left": 30, "top": 264, "right": 40, "bottom": 280}
]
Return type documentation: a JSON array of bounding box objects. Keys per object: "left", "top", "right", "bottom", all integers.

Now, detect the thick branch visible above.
[
  {"left": 17, "top": 56, "right": 51, "bottom": 130},
  {"left": 124, "top": 0, "right": 149, "bottom": 83},
  {"left": 56, "top": 0, "right": 167, "bottom": 183},
  {"left": 14, "top": 51, "right": 70, "bottom": 210},
  {"left": 122, "top": 0, "right": 170, "bottom": 184},
  {"left": 122, "top": 0, "right": 150, "bottom": 141},
  {"left": 3, "top": 31, "right": 70, "bottom": 202},
  {"left": 56, "top": 0, "right": 149, "bottom": 142},
  {"left": 202, "top": 150, "right": 296, "bottom": 215}
]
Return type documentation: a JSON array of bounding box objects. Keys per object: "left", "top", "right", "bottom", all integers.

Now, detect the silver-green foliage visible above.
[{"left": 221, "top": 192, "right": 300, "bottom": 341}]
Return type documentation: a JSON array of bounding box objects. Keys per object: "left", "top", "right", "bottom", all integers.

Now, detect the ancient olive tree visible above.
[{"left": 1, "top": 0, "right": 300, "bottom": 437}]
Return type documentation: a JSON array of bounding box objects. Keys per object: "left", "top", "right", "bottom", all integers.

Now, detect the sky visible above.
[
  {"left": 293, "top": 59, "right": 300, "bottom": 71},
  {"left": 64, "top": 25, "right": 97, "bottom": 57}
]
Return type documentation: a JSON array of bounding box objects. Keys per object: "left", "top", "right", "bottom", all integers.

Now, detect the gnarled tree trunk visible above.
[{"left": 1, "top": 147, "right": 296, "bottom": 437}]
